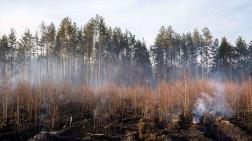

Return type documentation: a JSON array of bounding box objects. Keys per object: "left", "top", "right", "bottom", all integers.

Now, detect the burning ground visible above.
[{"left": 192, "top": 81, "right": 233, "bottom": 124}]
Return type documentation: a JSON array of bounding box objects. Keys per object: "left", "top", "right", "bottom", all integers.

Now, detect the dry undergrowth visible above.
[{"left": 0, "top": 79, "right": 251, "bottom": 132}]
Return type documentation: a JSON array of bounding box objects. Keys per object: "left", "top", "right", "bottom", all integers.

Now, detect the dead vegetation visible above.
[{"left": 0, "top": 78, "right": 252, "bottom": 140}]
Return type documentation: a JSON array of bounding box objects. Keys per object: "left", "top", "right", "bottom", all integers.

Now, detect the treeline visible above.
[
  {"left": 0, "top": 15, "right": 251, "bottom": 85},
  {"left": 0, "top": 15, "right": 152, "bottom": 85},
  {"left": 151, "top": 26, "right": 252, "bottom": 80}
]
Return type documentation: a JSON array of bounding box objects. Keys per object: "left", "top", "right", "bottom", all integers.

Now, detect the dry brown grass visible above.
[{"left": 0, "top": 78, "right": 251, "bottom": 132}]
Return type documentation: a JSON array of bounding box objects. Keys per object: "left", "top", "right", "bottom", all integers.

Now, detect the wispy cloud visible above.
[{"left": 0, "top": 0, "right": 251, "bottom": 45}]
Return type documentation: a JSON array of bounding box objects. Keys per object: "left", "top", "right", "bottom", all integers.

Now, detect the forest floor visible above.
[{"left": 1, "top": 110, "right": 252, "bottom": 141}]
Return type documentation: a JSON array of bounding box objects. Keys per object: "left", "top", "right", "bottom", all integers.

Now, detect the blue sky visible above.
[{"left": 0, "top": 0, "right": 251, "bottom": 46}]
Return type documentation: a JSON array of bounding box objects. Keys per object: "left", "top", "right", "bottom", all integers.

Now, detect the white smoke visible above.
[
  {"left": 0, "top": 55, "right": 122, "bottom": 87},
  {"left": 193, "top": 80, "right": 233, "bottom": 123}
]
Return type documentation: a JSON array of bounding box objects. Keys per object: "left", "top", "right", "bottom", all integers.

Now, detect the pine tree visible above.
[
  {"left": 76, "top": 28, "right": 84, "bottom": 55},
  {"left": 180, "top": 33, "right": 189, "bottom": 66},
  {"left": 235, "top": 36, "right": 248, "bottom": 62},
  {"left": 8, "top": 28, "right": 17, "bottom": 60},
  {"left": 184, "top": 32, "right": 197, "bottom": 76},
  {"left": 83, "top": 18, "right": 95, "bottom": 61},
  {"left": 201, "top": 27, "right": 213, "bottom": 69},
  {"left": 234, "top": 37, "right": 249, "bottom": 79},
  {"left": 211, "top": 38, "right": 219, "bottom": 71},
  {"left": 218, "top": 37, "right": 234, "bottom": 77},
  {"left": 18, "top": 29, "right": 33, "bottom": 56},
  {"left": 33, "top": 32, "right": 39, "bottom": 55},
  {"left": 151, "top": 26, "right": 165, "bottom": 80},
  {"left": 192, "top": 29, "right": 202, "bottom": 78},
  {"left": 111, "top": 27, "right": 123, "bottom": 60},
  {"left": 56, "top": 17, "right": 77, "bottom": 53},
  {"left": 0, "top": 35, "right": 9, "bottom": 61},
  {"left": 46, "top": 22, "right": 56, "bottom": 54},
  {"left": 133, "top": 40, "right": 153, "bottom": 84},
  {"left": 39, "top": 21, "right": 47, "bottom": 55},
  {"left": 163, "top": 26, "right": 175, "bottom": 79}
]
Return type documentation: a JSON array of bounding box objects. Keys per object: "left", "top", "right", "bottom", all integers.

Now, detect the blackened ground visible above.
[{"left": 1, "top": 112, "right": 252, "bottom": 141}]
